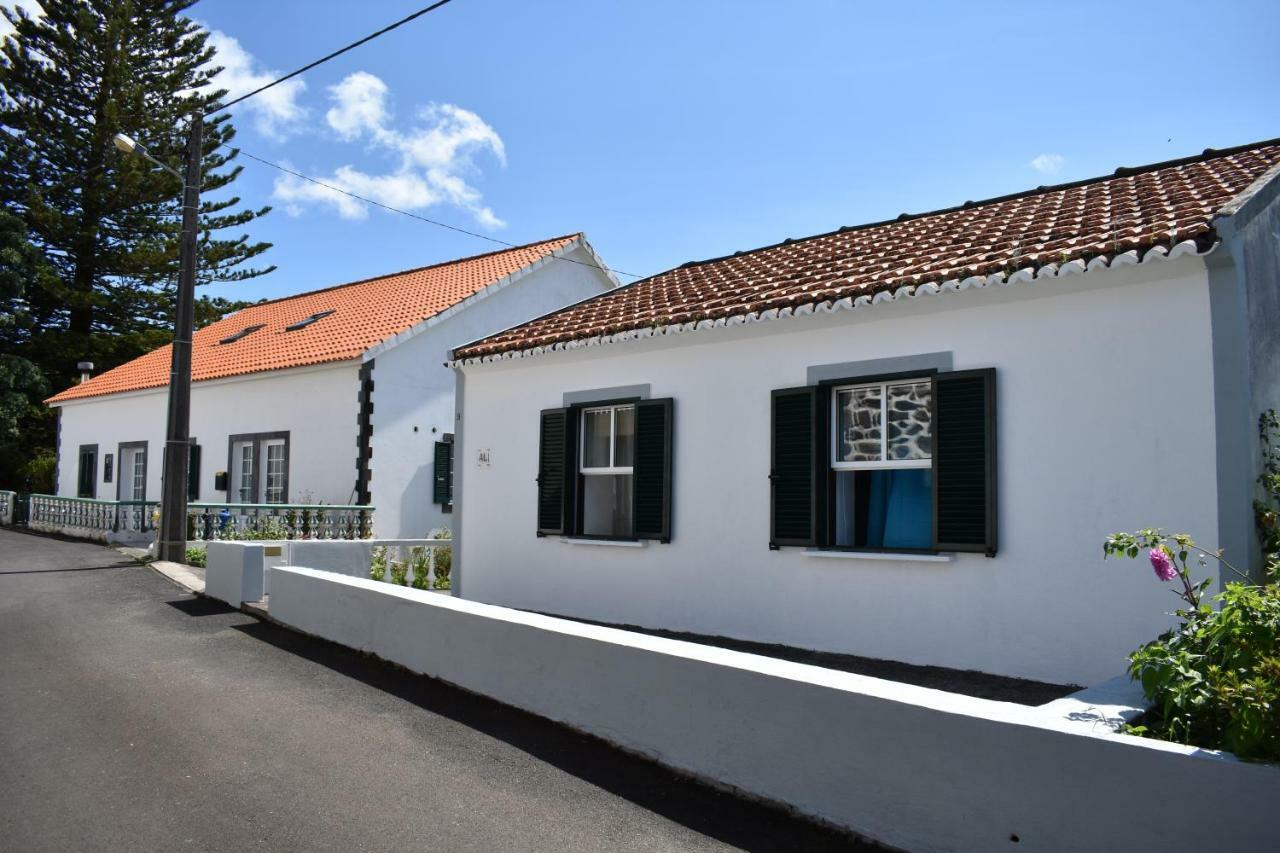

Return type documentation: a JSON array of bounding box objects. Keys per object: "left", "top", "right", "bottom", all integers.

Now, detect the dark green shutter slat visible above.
[
  {"left": 432, "top": 440, "right": 453, "bottom": 505},
  {"left": 187, "top": 444, "right": 201, "bottom": 501},
  {"left": 770, "top": 386, "right": 817, "bottom": 547},
  {"left": 537, "top": 408, "right": 570, "bottom": 535},
  {"left": 932, "top": 368, "right": 997, "bottom": 555},
  {"left": 633, "top": 398, "right": 673, "bottom": 542}
]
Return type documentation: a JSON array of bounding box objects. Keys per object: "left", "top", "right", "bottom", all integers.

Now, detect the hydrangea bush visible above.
[{"left": 1103, "top": 412, "right": 1280, "bottom": 761}]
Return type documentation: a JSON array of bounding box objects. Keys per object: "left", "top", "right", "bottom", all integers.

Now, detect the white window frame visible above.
[
  {"left": 831, "top": 378, "right": 932, "bottom": 471},
  {"left": 129, "top": 448, "right": 146, "bottom": 500},
  {"left": 262, "top": 439, "right": 287, "bottom": 504},
  {"left": 579, "top": 404, "right": 635, "bottom": 476},
  {"left": 233, "top": 441, "right": 255, "bottom": 504}
]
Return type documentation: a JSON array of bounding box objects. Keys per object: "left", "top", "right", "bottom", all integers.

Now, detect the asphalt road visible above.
[{"left": 0, "top": 529, "right": 866, "bottom": 852}]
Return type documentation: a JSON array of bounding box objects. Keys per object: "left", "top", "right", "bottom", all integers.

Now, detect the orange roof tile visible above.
[
  {"left": 454, "top": 140, "right": 1280, "bottom": 361},
  {"left": 49, "top": 234, "right": 581, "bottom": 403}
]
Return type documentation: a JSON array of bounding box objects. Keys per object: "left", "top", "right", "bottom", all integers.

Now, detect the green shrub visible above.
[
  {"left": 389, "top": 557, "right": 408, "bottom": 586},
  {"left": 410, "top": 547, "right": 430, "bottom": 590},
  {"left": 430, "top": 527, "right": 451, "bottom": 590},
  {"left": 1104, "top": 411, "right": 1280, "bottom": 761},
  {"left": 369, "top": 546, "right": 387, "bottom": 582},
  {"left": 184, "top": 546, "right": 206, "bottom": 568},
  {"left": 1125, "top": 578, "right": 1280, "bottom": 760}
]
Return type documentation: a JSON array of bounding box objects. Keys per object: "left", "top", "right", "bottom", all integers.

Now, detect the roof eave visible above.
[{"left": 448, "top": 238, "right": 1213, "bottom": 368}]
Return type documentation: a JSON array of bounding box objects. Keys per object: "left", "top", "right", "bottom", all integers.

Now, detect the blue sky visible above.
[{"left": 82, "top": 1, "right": 1280, "bottom": 298}]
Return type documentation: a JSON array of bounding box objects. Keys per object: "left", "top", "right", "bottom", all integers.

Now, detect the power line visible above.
[
  {"left": 207, "top": 0, "right": 455, "bottom": 116},
  {"left": 227, "top": 145, "right": 643, "bottom": 279}
]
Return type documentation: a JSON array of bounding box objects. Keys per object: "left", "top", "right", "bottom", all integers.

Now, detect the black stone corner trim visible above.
[{"left": 355, "top": 359, "right": 375, "bottom": 505}]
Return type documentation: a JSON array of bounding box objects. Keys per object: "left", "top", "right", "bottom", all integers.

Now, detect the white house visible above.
[
  {"left": 449, "top": 139, "right": 1280, "bottom": 686},
  {"left": 47, "top": 234, "right": 618, "bottom": 539}
]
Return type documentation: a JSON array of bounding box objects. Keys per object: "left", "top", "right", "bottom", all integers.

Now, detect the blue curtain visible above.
[{"left": 866, "top": 469, "right": 932, "bottom": 549}]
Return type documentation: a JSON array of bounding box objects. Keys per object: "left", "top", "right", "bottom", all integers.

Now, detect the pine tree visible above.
[{"left": 0, "top": 0, "right": 275, "bottom": 396}]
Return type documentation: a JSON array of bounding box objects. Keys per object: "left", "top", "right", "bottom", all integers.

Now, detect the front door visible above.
[{"left": 229, "top": 436, "right": 288, "bottom": 504}]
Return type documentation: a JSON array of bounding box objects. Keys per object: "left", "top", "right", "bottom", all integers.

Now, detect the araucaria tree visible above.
[{"left": 0, "top": 0, "right": 274, "bottom": 488}]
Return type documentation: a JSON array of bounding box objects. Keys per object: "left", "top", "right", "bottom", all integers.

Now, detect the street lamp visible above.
[{"left": 113, "top": 113, "right": 202, "bottom": 563}]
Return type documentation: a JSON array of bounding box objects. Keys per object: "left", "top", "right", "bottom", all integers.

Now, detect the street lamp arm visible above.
[{"left": 113, "top": 132, "right": 184, "bottom": 182}]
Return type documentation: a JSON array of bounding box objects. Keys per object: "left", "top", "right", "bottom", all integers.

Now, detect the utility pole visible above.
[{"left": 156, "top": 111, "right": 202, "bottom": 562}]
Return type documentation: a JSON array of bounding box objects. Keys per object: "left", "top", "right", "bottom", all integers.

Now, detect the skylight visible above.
[
  {"left": 218, "top": 324, "right": 265, "bottom": 345},
  {"left": 285, "top": 310, "right": 335, "bottom": 332}
]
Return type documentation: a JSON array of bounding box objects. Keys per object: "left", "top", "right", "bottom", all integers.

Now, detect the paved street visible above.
[{"left": 0, "top": 529, "right": 862, "bottom": 852}]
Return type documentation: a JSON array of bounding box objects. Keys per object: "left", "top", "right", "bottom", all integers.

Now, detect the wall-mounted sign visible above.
[{"left": 476, "top": 448, "right": 492, "bottom": 467}]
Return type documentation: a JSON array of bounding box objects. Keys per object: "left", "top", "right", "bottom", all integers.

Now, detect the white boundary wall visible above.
[{"left": 269, "top": 566, "right": 1278, "bottom": 853}]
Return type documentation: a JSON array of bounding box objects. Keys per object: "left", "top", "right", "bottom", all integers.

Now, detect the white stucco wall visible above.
[
  {"left": 367, "top": 244, "right": 615, "bottom": 538},
  {"left": 54, "top": 361, "right": 361, "bottom": 506},
  {"left": 457, "top": 257, "right": 1222, "bottom": 685}
]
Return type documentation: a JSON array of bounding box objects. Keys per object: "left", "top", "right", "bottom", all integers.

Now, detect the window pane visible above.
[
  {"left": 613, "top": 406, "right": 635, "bottom": 468},
  {"left": 235, "top": 442, "right": 254, "bottom": 503},
  {"left": 582, "top": 409, "right": 612, "bottom": 468},
  {"left": 132, "top": 450, "right": 146, "bottom": 501},
  {"left": 836, "top": 387, "right": 882, "bottom": 462},
  {"left": 263, "top": 442, "right": 286, "bottom": 504},
  {"left": 833, "top": 468, "right": 932, "bottom": 549},
  {"left": 886, "top": 381, "right": 932, "bottom": 460},
  {"left": 581, "top": 473, "right": 633, "bottom": 537}
]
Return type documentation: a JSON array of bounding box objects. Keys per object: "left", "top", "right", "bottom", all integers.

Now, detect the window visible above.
[
  {"left": 263, "top": 440, "right": 286, "bottom": 503},
  {"left": 769, "top": 369, "right": 996, "bottom": 555},
  {"left": 831, "top": 379, "right": 933, "bottom": 549},
  {"left": 218, "top": 324, "right": 265, "bottom": 345},
  {"left": 579, "top": 404, "right": 636, "bottom": 538},
  {"left": 131, "top": 450, "right": 145, "bottom": 500},
  {"left": 227, "top": 432, "right": 289, "bottom": 504},
  {"left": 103, "top": 453, "right": 113, "bottom": 484},
  {"left": 285, "top": 310, "right": 335, "bottom": 332},
  {"left": 536, "top": 398, "right": 673, "bottom": 542},
  {"left": 77, "top": 445, "right": 98, "bottom": 498},
  {"left": 116, "top": 441, "right": 148, "bottom": 502}
]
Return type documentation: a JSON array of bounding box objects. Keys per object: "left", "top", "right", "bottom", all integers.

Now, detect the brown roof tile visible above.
[
  {"left": 454, "top": 140, "right": 1280, "bottom": 361},
  {"left": 49, "top": 234, "right": 581, "bottom": 403}
]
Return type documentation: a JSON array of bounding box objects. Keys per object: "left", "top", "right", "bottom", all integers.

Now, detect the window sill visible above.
[
  {"left": 802, "top": 549, "right": 953, "bottom": 563},
  {"left": 558, "top": 537, "right": 648, "bottom": 548}
]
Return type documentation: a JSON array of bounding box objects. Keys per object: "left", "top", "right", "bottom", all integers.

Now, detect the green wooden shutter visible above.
[
  {"left": 770, "top": 386, "right": 817, "bottom": 547},
  {"left": 932, "top": 368, "right": 997, "bottom": 555},
  {"left": 432, "top": 439, "right": 454, "bottom": 506},
  {"left": 537, "top": 408, "right": 571, "bottom": 535},
  {"left": 187, "top": 443, "right": 201, "bottom": 501},
  {"left": 633, "top": 398, "right": 673, "bottom": 542}
]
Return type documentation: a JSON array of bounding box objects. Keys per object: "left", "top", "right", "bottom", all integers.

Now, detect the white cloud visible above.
[
  {"left": 276, "top": 72, "right": 506, "bottom": 228},
  {"left": 1, "top": 1, "right": 43, "bottom": 40},
  {"left": 204, "top": 29, "right": 307, "bottom": 140},
  {"left": 274, "top": 164, "right": 438, "bottom": 220},
  {"left": 325, "top": 71, "right": 390, "bottom": 142},
  {"left": 1030, "top": 153, "right": 1064, "bottom": 174}
]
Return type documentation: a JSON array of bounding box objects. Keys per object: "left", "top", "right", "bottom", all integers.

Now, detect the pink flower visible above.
[{"left": 1149, "top": 548, "right": 1177, "bottom": 582}]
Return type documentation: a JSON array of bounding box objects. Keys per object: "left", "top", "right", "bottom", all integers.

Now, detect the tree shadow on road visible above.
[{"left": 230, "top": 618, "right": 874, "bottom": 852}]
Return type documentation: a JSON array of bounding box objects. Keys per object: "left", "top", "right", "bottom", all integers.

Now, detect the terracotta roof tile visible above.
[
  {"left": 454, "top": 140, "right": 1280, "bottom": 361},
  {"left": 49, "top": 234, "right": 581, "bottom": 403}
]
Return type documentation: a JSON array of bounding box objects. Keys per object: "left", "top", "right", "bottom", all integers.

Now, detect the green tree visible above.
[
  {"left": 0, "top": 210, "right": 53, "bottom": 488},
  {"left": 0, "top": 0, "right": 275, "bottom": 472}
]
